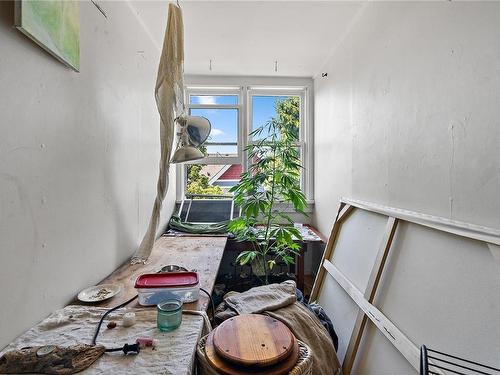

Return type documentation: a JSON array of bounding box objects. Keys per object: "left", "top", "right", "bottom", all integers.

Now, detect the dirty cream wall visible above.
[
  {"left": 314, "top": 1, "right": 500, "bottom": 233},
  {"left": 0, "top": 1, "right": 175, "bottom": 347},
  {"left": 313, "top": 2, "right": 500, "bottom": 373}
]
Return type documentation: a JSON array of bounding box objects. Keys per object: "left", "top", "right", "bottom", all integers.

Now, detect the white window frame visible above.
[
  {"left": 247, "top": 87, "right": 308, "bottom": 196},
  {"left": 185, "top": 86, "right": 243, "bottom": 165},
  {"left": 176, "top": 78, "right": 314, "bottom": 204}
]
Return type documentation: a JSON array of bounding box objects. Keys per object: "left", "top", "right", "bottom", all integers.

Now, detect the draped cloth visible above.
[
  {"left": 132, "top": 3, "right": 185, "bottom": 263},
  {"left": 214, "top": 281, "right": 341, "bottom": 375}
]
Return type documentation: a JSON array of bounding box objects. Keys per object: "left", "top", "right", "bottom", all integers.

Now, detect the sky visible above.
[{"left": 189, "top": 95, "right": 292, "bottom": 155}]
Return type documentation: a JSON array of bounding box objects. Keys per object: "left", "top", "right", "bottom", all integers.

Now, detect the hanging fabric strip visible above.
[{"left": 132, "top": 3, "right": 184, "bottom": 264}]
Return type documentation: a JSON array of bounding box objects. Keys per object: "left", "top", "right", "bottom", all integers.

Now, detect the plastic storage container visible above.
[{"left": 134, "top": 272, "right": 199, "bottom": 306}]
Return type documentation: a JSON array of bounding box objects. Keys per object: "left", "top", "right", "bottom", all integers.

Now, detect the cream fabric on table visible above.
[
  {"left": 0, "top": 305, "right": 203, "bottom": 375},
  {"left": 132, "top": 3, "right": 185, "bottom": 263}
]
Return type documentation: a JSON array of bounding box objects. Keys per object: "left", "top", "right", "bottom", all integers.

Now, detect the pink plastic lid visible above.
[{"left": 134, "top": 272, "right": 199, "bottom": 289}]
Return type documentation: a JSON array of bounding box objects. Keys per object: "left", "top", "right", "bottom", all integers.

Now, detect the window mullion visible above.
[
  {"left": 181, "top": 84, "right": 311, "bottom": 203},
  {"left": 188, "top": 104, "right": 240, "bottom": 110}
]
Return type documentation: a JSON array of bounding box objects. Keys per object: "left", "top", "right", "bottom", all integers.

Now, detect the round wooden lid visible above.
[
  {"left": 205, "top": 331, "right": 299, "bottom": 375},
  {"left": 212, "top": 314, "right": 295, "bottom": 367}
]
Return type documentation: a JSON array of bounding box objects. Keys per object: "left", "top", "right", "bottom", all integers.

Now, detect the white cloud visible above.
[
  {"left": 197, "top": 96, "right": 216, "bottom": 105},
  {"left": 210, "top": 128, "right": 225, "bottom": 136}
]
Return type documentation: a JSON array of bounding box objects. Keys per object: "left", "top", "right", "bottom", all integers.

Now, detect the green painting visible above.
[{"left": 15, "top": 0, "right": 80, "bottom": 71}]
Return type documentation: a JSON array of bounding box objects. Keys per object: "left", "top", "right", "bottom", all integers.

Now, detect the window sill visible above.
[{"left": 174, "top": 200, "right": 315, "bottom": 214}]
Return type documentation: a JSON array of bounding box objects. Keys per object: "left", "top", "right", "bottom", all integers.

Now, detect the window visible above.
[
  {"left": 190, "top": 108, "right": 238, "bottom": 157},
  {"left": 178, "top": 82, "right": 312, "bottom": 204},
  {"left": 186, "top": 164, "right": 243, "bottom": 196},
  {"left": 249, "top": 93, "right": 304, "bottom": 192},
  {"left": 251, "top": 95, "right": 301, "bottom": 141},
  {"left": 187, "top": 91, "right": 241, "bottom": 164},
  {"left": 181, "top": 163, "right": 242, "bottom": 223}
]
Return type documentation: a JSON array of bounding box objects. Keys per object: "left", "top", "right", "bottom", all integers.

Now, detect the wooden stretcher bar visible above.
[{"left": 310, "top": 197, "right": 500, "bottom": 374}]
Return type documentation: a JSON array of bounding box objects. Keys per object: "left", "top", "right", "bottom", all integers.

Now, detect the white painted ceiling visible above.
[{"left": 130, "top": 1, "right": 364, "bottom": 77}]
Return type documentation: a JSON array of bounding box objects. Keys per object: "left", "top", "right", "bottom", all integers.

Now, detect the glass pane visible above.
[
  {"left": 186, "top": 164, "right": 242, "bottom": 197},
  {"left": 248, "top": 146, "right": 302, "bottom": 191},
  {"left": 251, "top": 96, "right": 300, "bottom": 141},
  {"left": 190, "top": 108, "right": 238, "bottom": 145},
  {"left": 205, "top": 144, "right": 237, "bottom": 157},
  {"left": 190, "top": 95, "right": 238, "bottom": 105}
]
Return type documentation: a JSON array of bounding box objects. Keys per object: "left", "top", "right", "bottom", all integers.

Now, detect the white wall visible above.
[
  {"left": 0, "top": 1, "right": 175, "bottom": 348},
  {"left": 313, "top": 1, "right": 500, "bottom": 236},
  {"left": 313, "top": 1, "right": 500, "bottom": 373}
]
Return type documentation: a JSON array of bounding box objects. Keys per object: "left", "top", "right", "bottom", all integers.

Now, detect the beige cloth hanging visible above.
[{"left": 132, "top": 3, "right": 184, "bottom": 263}]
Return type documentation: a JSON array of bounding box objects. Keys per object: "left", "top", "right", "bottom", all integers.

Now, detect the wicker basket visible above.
[{"left": 196, "top": 334, "right": 313, "bottom": 375}]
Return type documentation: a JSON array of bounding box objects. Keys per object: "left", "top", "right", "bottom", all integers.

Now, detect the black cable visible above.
[
  {"left": 156, "top": 265, "right": 213, "bottom": 317},
  {"left": 105, "top": 343, "right": 141, "bottom": 355},
  {"left": 92, "top": 272, "right": 213, "bottom": 353},
  {"left": 91, "top": 294, "right": 138, "bottom": 346},
  {"left": 200, "top": 287, "right": 215, "bottom": 322}
]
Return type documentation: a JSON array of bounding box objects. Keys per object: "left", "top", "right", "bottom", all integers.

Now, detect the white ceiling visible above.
[{"left": 129, "top": 1, "right": 364, "bottom": 77}]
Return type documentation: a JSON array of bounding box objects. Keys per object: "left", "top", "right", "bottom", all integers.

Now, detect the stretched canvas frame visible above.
[
  {"left": 15, "top": 0, "right": 80, "bottom": 71},
  {"left": 311, "top": 197, "right": 500, "bottom": 375}
]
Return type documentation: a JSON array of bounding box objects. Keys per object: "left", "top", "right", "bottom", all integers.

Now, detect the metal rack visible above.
[
  {"left": 178, "top": 194, "right": 239, "bottom": 223},
  {"left": 420, "top": 346, "right": 500, "bottom": 375}
]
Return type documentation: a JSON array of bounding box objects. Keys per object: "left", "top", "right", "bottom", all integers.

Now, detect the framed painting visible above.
[{"left": 15, "top": 0, "right": 80, "bottom": 71}]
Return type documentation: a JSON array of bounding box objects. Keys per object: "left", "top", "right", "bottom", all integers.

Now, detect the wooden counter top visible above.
[{"left": 72, "top": 235, "right": 227, "bottom": 311}]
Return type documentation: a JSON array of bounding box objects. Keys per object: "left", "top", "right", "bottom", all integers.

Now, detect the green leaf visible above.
[
  {"left": 236, "top": 250, "right": 257, "bottom": 265},
  {"left": 282, "top": 255, "right": 295, "bottom": 265}
]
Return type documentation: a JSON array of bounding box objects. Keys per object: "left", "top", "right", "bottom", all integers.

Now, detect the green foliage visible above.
[
  {"left": 186, "top": 180, "right": 224, "bottom": 195},
  {"left": 228, "top": 97, "right": 307, "bottom": 284},
  {"left": 186, "top": 163, "right": 224, "bottom": 195},
  {"left": 275, "top": 97, "right": 300, "bottom": 142},
  {"left": 185, "top": 146, "right": 224, "bottom": 196}
]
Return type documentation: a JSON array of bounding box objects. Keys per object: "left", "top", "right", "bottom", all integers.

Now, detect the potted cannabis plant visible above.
[{"left": 228, "top": 101, "right": 308, "bottom": 285}]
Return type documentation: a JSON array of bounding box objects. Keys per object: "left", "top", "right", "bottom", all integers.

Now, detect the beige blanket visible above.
[{"left": 214, "top": 281, "right": 341, "bottom": 375}]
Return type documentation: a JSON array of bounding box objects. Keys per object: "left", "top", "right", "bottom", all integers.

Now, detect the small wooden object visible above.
[
  {"left": 205, "top": 331, "right": 299, "bottom": 375},
  {"left": 213, "top": 314, "right": 295, "bottom": 368}
]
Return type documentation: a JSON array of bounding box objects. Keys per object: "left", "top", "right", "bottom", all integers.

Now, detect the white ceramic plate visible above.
[{"left": 77, "top": 284, "right": 121, "bottom": 303}]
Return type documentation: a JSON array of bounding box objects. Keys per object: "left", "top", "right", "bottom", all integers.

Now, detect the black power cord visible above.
[
  {"left": 92, "top": 294, "right": 139, "bottom": 354},
  {"left": 200, "top": 287, "right": 215, "bottom": 322},
  {"left": 92, "top": 271, "right": 215, "bottom": 354},
  {"left": 105, "top": 343, "right": 141, "bottom": 354}
]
